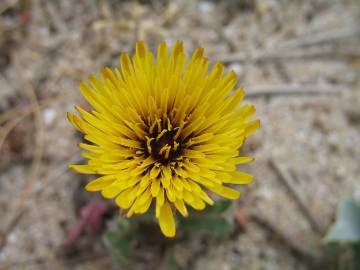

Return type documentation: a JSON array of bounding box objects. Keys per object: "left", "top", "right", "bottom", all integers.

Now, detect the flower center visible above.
[{"left": 144, "top": 118, "right": 183, "bottom": 163}]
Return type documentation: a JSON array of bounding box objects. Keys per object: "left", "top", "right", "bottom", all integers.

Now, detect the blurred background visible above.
[{"left": 0, "top": 0, "right": 360, "bottom": 269}]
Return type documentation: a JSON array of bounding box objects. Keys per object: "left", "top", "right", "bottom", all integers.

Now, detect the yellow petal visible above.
[
  {"left": 243, "top": 119, "right": 260, "bottom": 136},
  {"left": 174, "top": 199, "right": 188, "bottom": 217},
  {"left": 183, "top": 189, "right": 194, "bottom": 203},
  {"left": 186, "top": 195, "right": 206, "bottom": 210},
  {"left": 182, "top": 149, "right": 205, "bottom": 159},
  {"left": 150, "top": 165, "right": 161, "bottom": 179},
  {"left": 136, "top": 196, "right": 152, "bottom": 214},
  {"left": 225, "top": 171, "right": 254, "bottom": 184},
  {"left": 175, "top": 167, "right": 188, "bottom": 178},
  {"left": 160, "top": 173, "right": 170, "bottom": 188},
  {"left": 138, "top": 188, "right": 152, "bottom": 205},
  {"left": 172, "top": 176, "right": 184, "bottom": 192},
  {"left": 101, "top": 179, "right": 140, "bottom": 199},
  {"left": 156, "top": 189, "right": 164, "bottom": 218},
  {"left": 68, "top": 164, "right": 96, "bottom": 174},
  {"left": 101, "top": 184, "right": 126, "bottom": 199},
  {"left": 231, "top": 157, "right": 254, "bottom": 165},
  {"left": 115, "top": 188, "right": 137, "bottom": 209},
  {"left": 67, "top": 112, "right": 82, "bottom": 132},
  {"left": 159, "top": 202, "right": 176, "bottom": 237},
  {"left": 199, "top": 190, "right": 214, "bottom": 205},
  {"left": 151, "top": 179, "right": 161, "bottom": 197},
  {"left": 208, "top": 184, "right": 240, "bottom": 200},
  {"left": 221, "top": 88, "right": 245, "bottom": 115},
  {"left": 85, "top": 176, "right": 115, "bottom": 191},
  {"left": 162, "top": 165, "right": 172, "bottom": 180},
  {"left": 165, "top": 185, "right": 176, "bottom": 202}
]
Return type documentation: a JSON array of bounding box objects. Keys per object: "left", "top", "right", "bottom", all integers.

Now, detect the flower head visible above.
[{"left": 67, "top": 41, "right": 260, "bottom": 237}]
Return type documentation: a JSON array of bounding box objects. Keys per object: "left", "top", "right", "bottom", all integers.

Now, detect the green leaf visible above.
[
  {"left": 105, "top": 219, "right": 137, "bottom": 259},
  {"left": 166, "top": 248, "right": 176, "bottom": 270},
  {"left": 324, "top": 198, "right": 360, "bottom": 243},
  {"left": 180, "top": 217, "right": 231, "bottom": 237},
  {"left": 113, "top": 235, "right": 132, "bottom": 258},
  {"left": 116, "top": 218, "right": 131, "bottom": 231},
  {"left": 353, "top": 243, "right": 360, "bottom": 269}
]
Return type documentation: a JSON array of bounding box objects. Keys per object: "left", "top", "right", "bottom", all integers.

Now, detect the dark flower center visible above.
[{"left": 144, "top": 119, "right": 184, "bottom": 164}]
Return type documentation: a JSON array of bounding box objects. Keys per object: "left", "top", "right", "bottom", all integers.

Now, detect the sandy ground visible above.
[{"left": 0, "top": 0, "right": 359, "bottom": 269}]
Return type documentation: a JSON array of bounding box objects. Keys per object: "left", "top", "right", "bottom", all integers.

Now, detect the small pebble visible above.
[
  {"left": 199, "top": 1, "right": 215, "bottom": 14},
  {"left": 43, "top": 108, "right": 57, "bottom": 126}
]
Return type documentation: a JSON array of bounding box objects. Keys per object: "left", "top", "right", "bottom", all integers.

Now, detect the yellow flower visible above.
[{"left": 67, "top": 41, "right": 260, "bottom": 237}]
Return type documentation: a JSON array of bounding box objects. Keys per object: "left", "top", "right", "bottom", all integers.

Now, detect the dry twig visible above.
[
  {"left": 219, "top": 47, "right": 360, "bottom": 64},
  {"left": 250, "top": 213, "right": 319, "bottom": 267},
  {"left": 268, "top": 160, "right": 323, "bottom": 234},
  {"left": 0, "top": 153, "right": 81, "bottom": 253},
  {"left": 246, "top": 84, "right": 342, "bottom": 98},
  {"left": 0, "top": 59, "right": 45, "bottom": 252},
  {"left": 279, "top": 28, "right": 360, "bottom": 48},
  {"left": 0, "top": 93, "right": 72, "bottom": 125},
  {"left": 34, "top": 152, "right": 81, "bottom": 196},
  {"left": 2, "top": 253, "right": 111, "bottom": 269},
  {"left": 0, "top": 111, "right": 28, "bottom": 152},
  {"left": 0, "top": 0, "right": 18, "bottom": 15}
]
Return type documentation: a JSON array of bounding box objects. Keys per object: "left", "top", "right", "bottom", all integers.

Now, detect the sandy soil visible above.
[{"left": 0, "top": 0, "right": 359, "bottom": 269}]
